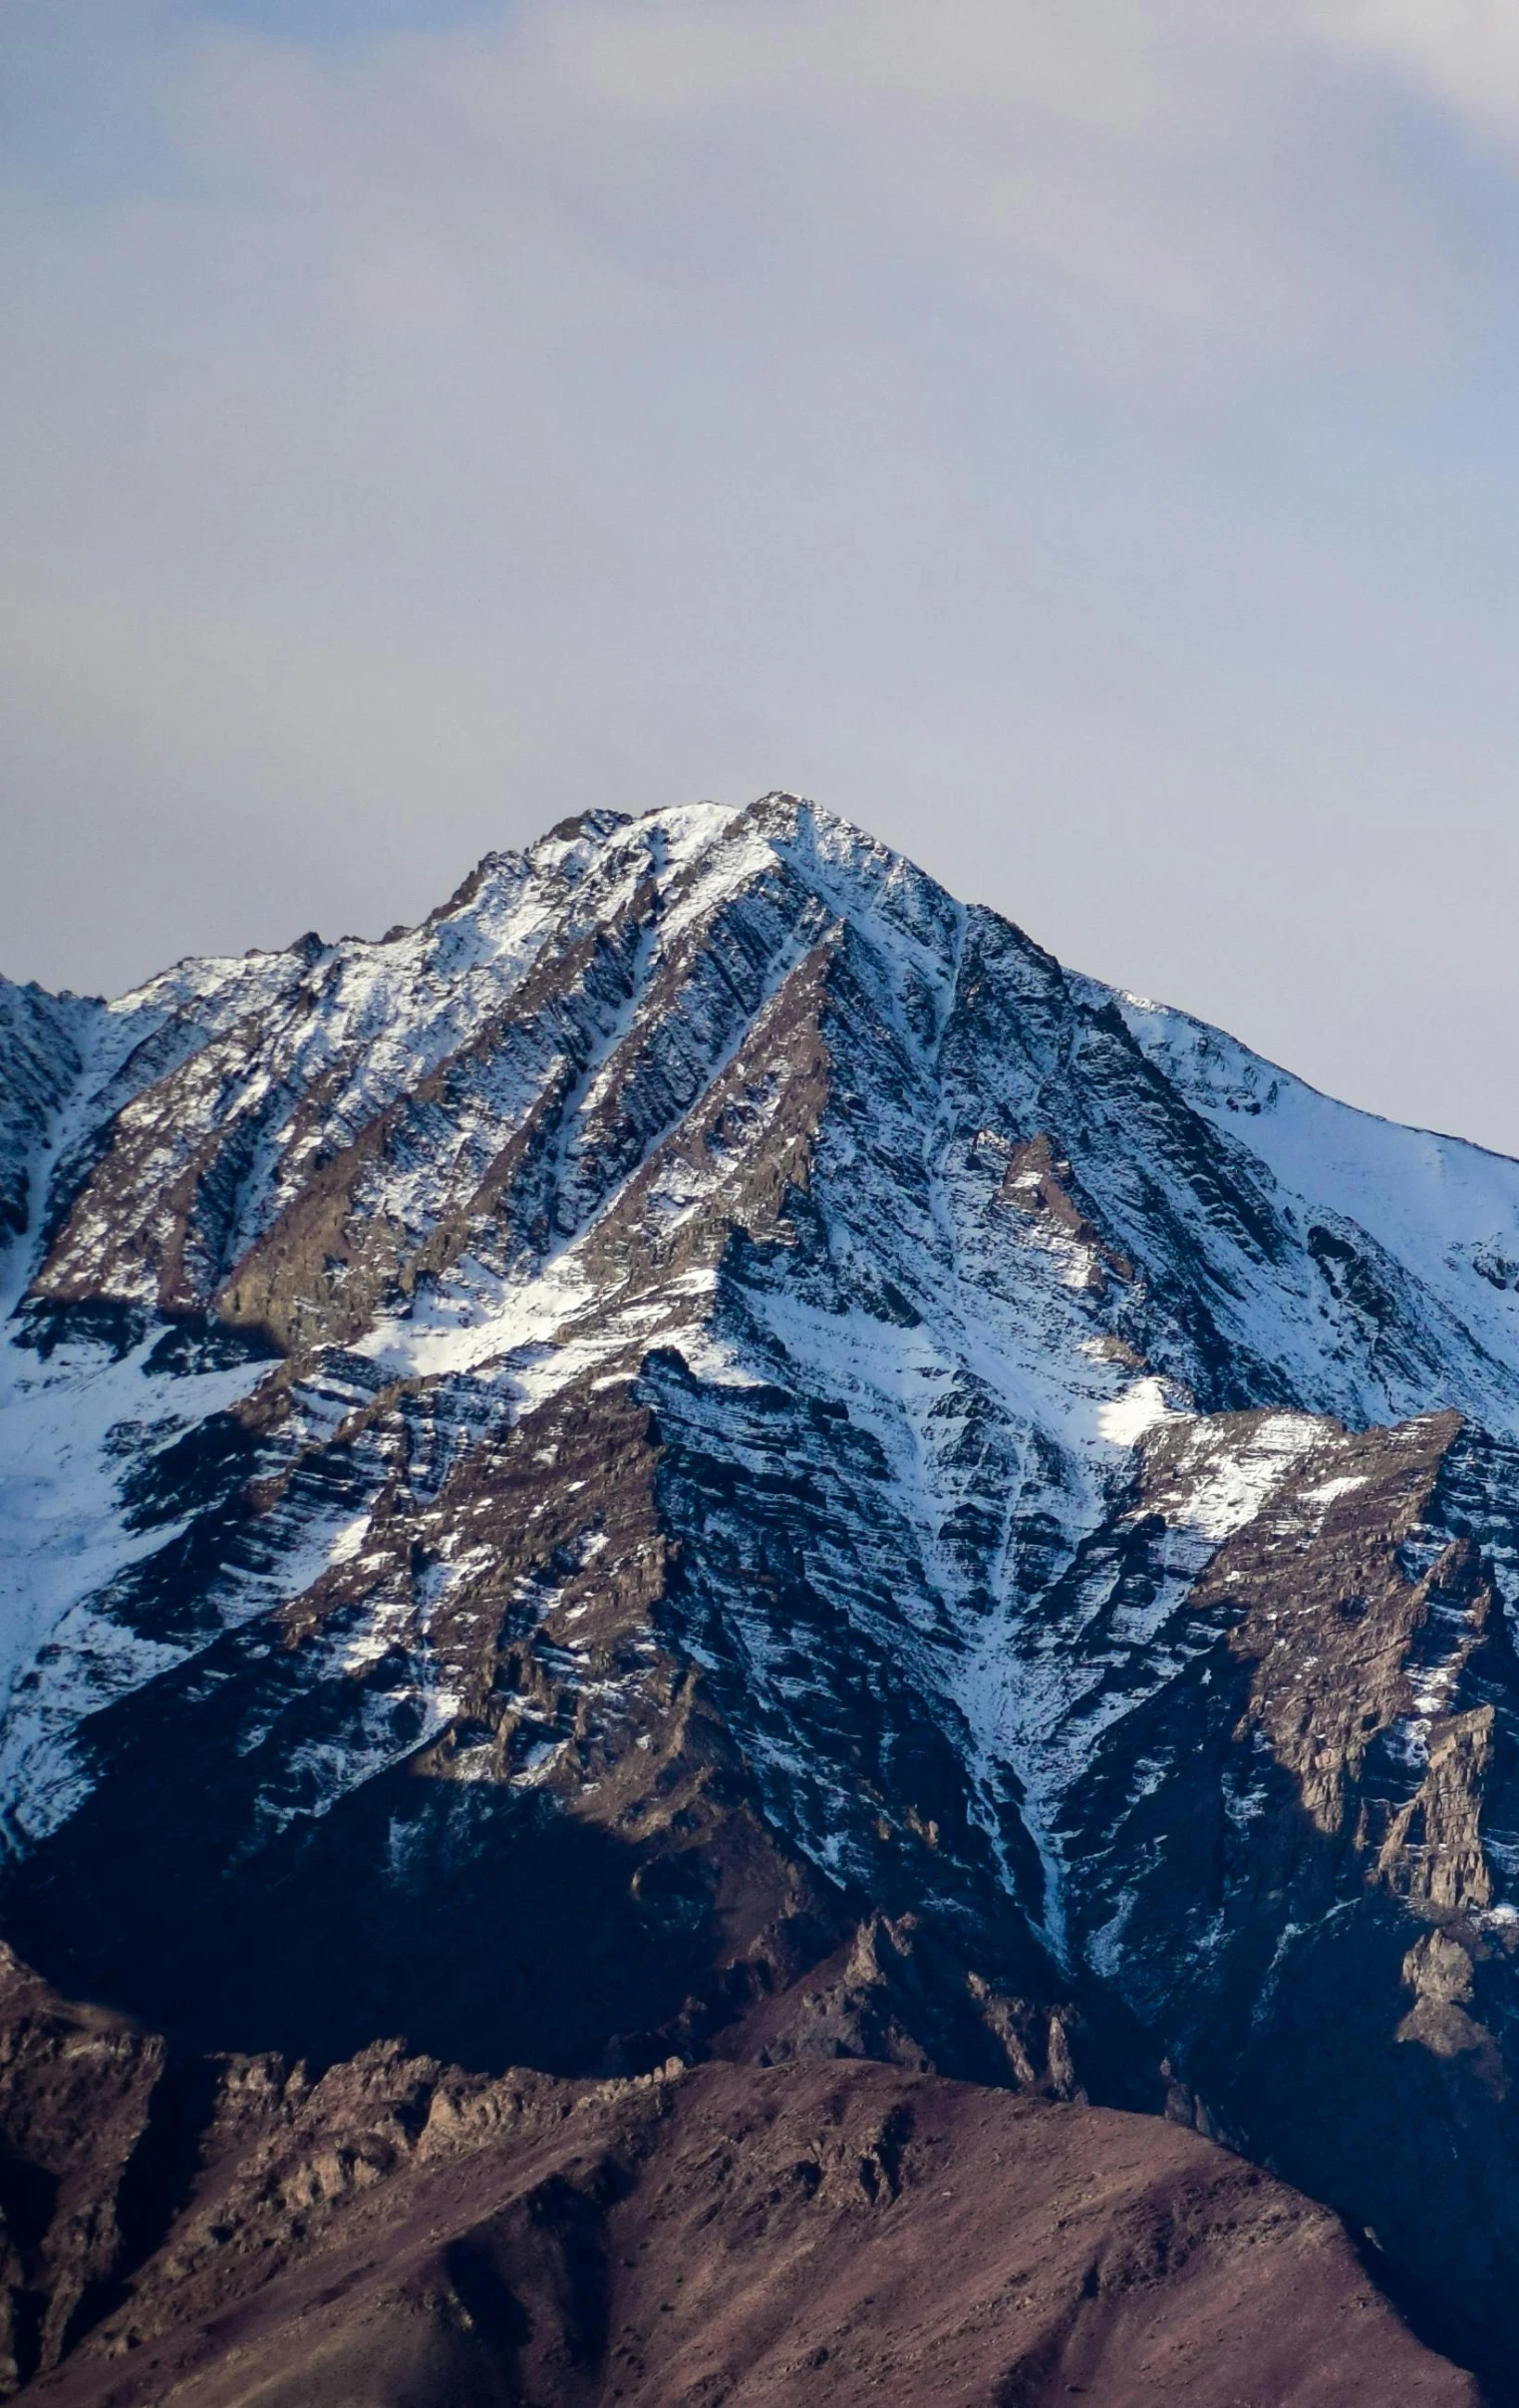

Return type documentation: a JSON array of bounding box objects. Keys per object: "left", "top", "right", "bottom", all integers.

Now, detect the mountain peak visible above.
[{"left": 6, "top": 796, "right": 1519, "bottom": 2384}]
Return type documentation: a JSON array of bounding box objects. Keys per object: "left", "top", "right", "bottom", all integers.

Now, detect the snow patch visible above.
[{"left": 1098, "top": 1378, "right": 1174, "bottom": 1447}]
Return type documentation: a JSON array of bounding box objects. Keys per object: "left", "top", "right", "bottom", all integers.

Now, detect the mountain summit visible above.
[{"left": 3, "top": 793, "right": 1519, "bottom": 2398}]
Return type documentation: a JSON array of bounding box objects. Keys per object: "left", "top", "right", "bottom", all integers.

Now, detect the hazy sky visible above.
[{"left": 7, "top": 3, "right": 1519, "bottom": 1150}]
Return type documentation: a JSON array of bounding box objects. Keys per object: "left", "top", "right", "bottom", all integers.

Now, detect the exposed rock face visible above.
[
  {"left": 7, "top": 794, "right": 1519, "bottom": 2386},
  {"left": 0, "top": 1952, "right": 1476, "bottom": 2408}
]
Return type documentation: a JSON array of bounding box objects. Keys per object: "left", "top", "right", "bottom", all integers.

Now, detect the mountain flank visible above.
[
  {"left": 5, "top": 793, "right": 1519, "bottom": 2395},
  {"left": 0, "top": 1949, "right": 1476, "bottom": 2407}
]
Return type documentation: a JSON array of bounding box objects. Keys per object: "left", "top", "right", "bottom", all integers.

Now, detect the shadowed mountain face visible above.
[{"left": 5, "top": 793, "right": 1519, "bottom": 2392}]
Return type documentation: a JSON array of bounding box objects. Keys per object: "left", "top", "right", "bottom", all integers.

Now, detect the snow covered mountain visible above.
[{"left": 7, "top": 792, "right": 1519, "bottom": 2371}]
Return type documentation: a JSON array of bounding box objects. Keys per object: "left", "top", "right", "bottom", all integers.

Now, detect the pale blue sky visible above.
[{"left": 7, "top": 1, "right": 1519, "bottom": 1148}]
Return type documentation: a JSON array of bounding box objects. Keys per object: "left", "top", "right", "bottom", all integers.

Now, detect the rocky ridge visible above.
[
  {"left": 5, "top": 794, "right": 1519, "bottom": 2386},
  {"left": 0, "top": 1948, "right": 1477, "bottom": 2407}
]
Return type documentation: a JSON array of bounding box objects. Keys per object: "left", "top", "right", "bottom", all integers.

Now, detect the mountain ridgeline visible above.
[{"left": 3, "top": 794, "right": 1519, "bottom": 2401}]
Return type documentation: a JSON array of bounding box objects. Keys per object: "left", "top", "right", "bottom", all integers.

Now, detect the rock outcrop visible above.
[{"left": 0, "top": 1952, "right": 1477, "bottom": 2408}]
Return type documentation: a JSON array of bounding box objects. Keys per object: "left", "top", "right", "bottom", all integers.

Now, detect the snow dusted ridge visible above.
[
  {"left": 8, "top": 791, "right": 1519, "bottom": 2338},
  {"left": 5, "top": 792, "right": 1519, "bottom": 1887}
]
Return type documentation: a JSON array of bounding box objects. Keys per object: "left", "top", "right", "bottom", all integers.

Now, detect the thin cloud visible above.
[
  {"left": 155, "top": 0, "right": 1503, "bottom": 374},
  {"left": 1328, "top": 0, "right": 1519, "bottom": 148}
]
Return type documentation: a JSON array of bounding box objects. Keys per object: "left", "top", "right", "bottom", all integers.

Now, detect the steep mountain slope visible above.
[{"left": 6, "top": 793, "right": 1519, "bottom": 2380}]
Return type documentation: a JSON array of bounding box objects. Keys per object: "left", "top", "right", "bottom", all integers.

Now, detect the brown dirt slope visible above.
[{"left": 9, "top": 2022, "right": 1475, "bottom": 2408}]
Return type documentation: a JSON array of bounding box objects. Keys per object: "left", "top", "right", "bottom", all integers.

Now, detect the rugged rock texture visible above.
[
  {"left": 0, "top": 1952, "right": 1476, "bottom": 2408},
  {"left": 7, "top": 794, "right": 1519, "bottom": 2384}
]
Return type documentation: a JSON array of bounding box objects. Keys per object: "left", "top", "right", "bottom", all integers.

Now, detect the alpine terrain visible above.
[{"left": 2, "top": 793, "right": 1519, "bottom": 2401}]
